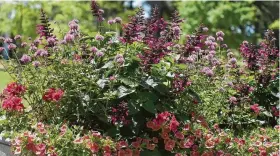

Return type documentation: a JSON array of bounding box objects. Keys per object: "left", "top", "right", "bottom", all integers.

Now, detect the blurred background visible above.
[{"left": 0, "top": 0, "right": 279, "bottom": 48}]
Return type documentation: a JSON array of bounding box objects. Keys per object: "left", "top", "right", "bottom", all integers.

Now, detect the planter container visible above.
[{"left": 0, "top": 138, "right": 11, "bottom": 156}]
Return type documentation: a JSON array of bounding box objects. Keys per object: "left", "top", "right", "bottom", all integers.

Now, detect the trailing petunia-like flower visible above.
[{"left": 42, "top": 88, "right": 64, "bottom": 102}]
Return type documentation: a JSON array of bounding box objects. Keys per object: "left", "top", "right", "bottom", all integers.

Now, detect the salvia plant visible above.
[{"left": 0, "top": 1, "right": 279, "bottom": 156}]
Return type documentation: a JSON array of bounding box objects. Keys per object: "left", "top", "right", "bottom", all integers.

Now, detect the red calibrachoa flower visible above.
[
  {"left": 3, "top": 82, "right": 26, "bottom": 96},
  {"left": 42, "top": 88, "right": 64, "bottom": 102},
  {"left": 2, "top": 96, "right": 24, "bottom": 111},
  {"left": 250, "top": 104, "right": 261, "bottom": 114}
]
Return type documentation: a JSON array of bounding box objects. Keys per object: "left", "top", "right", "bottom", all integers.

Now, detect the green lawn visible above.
[{"left": 0, "top": 70, "right": 12, "bottom": 91}]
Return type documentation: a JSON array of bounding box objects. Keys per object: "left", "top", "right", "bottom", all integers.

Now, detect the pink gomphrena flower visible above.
[
  {"left": 14, "top": 35, "right": 22, "bottom": 40},
  {"left": 114, "top": 17, "right": 122, "bottom": 23},
  {"left": 20, "top": 54, "right": 31, "bottom": 64},
  {"left": 33, "top": 39, "right": 40, "bottom": 46},
  {"left": 221, "top": 44, "right": 228, "bottom": 48},
  {"left": 21, "top": 42, "right": 27, "bottom": 48},
  {"left": 95, "top": 34, "right": 104, "bottom": 41},
  {"left": 217, "top": 36, "right": 223, "bottom": 42},
  {"left": 32, "top": 61, "right": 40, "bottom": 67},
  {"left": 229, "top": 96, "right": 237, "bottom": 104},
  {"left": 207, "top": 36, "right": 215, "bottom": 42},
  {"left": 4, "top": 38, "right": 13, "bottom": 44},
  {"left": 8, "top": 43, "right": 17, "bottom": 50},
  {"left": 229, "top": 58, "right": 237, "bottom": 64},
  {"left": 216, "top": 31, "right": 225, "bottom": 37},
  {"left": 109, "top": 75, "right": 116, "bottom": 81},
  {"left": 115, "top": 54, "right": 125, "bottom": 65},
  {"left": 29, "top": 45, "right": 38, "bottom": 52},
  {"left": 90, "top": 46, "right": 98, "bottom": 53},
  {"left": 202, "top": 26, "right": 208, "bottom": 32},
  {"left": 47, "top": 37, "right": 56, "bottom": 46},
  {"left": 95, "top": 51, "right": 104, "bottom": 57},
  {"left": 64, "top": 33, "right": 75, "bottom": 43},
  {"left": 108, "top": 19, "right": 115, "bottom": 25},
  {"left": 68, "top": 19, "right": 79, "bottom": 32},
  {"left": 35, "top": 49, "right": 48, "bottom": 57},
  {"left": 0, "top": 47, "right": 4, "bottom": 53}
]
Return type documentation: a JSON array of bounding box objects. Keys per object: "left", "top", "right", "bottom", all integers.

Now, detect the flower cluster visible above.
[
  {"left": 171, "top": 74, "right": 191, "bottom": 94},
  {"left": 109, "top": 101, "right": 130, "bottom": 125},
  {"left": 1, "top": 82, "right": 26, "bottom": 112},
  {"left": 42, "top": 88, "right": 64, "bottom": 102},
  {"left": 145, "top": 112, "right": 279, "bottom": 155},
  {"left": 239, "top": 30, "right": 278, "bottom": 71},
  {"left": 91, "top": 0, "right": 104, "bottom": 22}
]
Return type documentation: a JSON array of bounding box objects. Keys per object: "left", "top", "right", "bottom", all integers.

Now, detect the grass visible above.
[{"left": 0, "top": 70, "right": 11, "bottom": 91}]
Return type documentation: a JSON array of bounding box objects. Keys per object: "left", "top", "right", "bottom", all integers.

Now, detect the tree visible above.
[{"left": 176, "top": 1, "right": 279, "bottom": 48}]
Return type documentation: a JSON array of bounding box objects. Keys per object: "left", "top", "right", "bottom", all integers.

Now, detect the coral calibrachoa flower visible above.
[{"left": 42, "top": 88, "right": 64, "bottom": 102}]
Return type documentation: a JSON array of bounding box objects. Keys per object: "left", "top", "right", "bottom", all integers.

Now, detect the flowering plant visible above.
[{"left": 0, "top": 1, "right": 279, "bottom": 155}]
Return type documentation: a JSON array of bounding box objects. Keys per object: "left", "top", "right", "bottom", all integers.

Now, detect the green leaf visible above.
[
  {"left": 143, "top": 100, "right": 156, "bottom": 114},
  {"left": 128, "top": 100, "right": 140, "bottom": 115},
  {"left": 101, "top": 61, "right": 114, "bottom": 69},
  {"left": 117, "top": 86, "right": 135, "bottom": 98},
  {"left": 140, "top": 149, "right": 161, "bottom": 156},
  {"left": 139, "top": 92, "right": 158, "bottom": 114},
  {"left": 119, "top": 77, "right": 139, "bottom": 88},
  {"left": 106, "top": 127, "right": 119, "bottom": 137},
  {"left": 96, "top": 79, "right": 108, "bottom": 89},
  {"left": 154, "top": 83, "right": 170, "bottom": 95},
  {"left": 187, "top": 89, "right": 202, "bottom": 103},
  {"left": 175, "top": 64, "right": 187, "bottom": 70}
]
